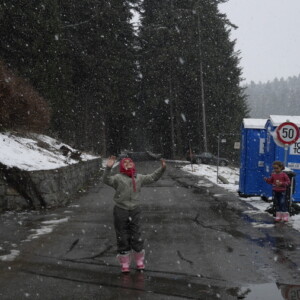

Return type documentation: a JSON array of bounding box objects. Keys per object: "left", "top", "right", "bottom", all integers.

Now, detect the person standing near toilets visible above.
[
  {"left": 264, "top": 160, "right": 291, "bottom": 222},
  {"left": 103, "top": 155, "right": 166, "bottom": 272}
]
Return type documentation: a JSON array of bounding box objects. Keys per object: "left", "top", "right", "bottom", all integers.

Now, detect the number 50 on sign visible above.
[{"left": 276, "top": 122, "right": 300, "bottom": 145}]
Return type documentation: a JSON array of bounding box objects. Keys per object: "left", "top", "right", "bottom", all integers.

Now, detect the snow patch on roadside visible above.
[
  {"left": 213, "top": 194, "right": 227, "bottom": 198},
  {"left": 244, "top": 210, "right": 264, "bottom": 215},
  {"left": 42, "top": 217, "right": 69, "bottom": 225},
  {"left": 0, "top": 249, "right": 20, "bottom": 262},
  {"left": 183, "top": 164, "right": 238, "bottom": 193},
  {"left": 23, "top": 217, "right": 69, "bottom": 242},
  {"left": 195, "top": 180, "right": 213, "bottom": 188},
  {"left": 289, "top": 214, "right": 300, "bottom": 231},
  {"left": 252, "top": 223, "right": 274, "bottom": 228}
]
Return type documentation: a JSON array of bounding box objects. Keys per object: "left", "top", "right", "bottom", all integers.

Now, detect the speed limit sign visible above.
[{"left": 276, "top": 122, "right": 300, "bottom": 145}]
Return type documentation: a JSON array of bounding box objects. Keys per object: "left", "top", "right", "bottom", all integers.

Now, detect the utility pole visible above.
[
  {"left": 169, "top": 76, "right": 176, "bottom": 159},
  {"left": 169, "top": 0, "right": 176, "bottom": 159},
  {"left": 197, "top": 5, "right": 208, "bottom": 153}
]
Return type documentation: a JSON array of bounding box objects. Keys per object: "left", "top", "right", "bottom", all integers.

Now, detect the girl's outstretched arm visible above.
[
  {"left": 140, "top": 159, "right": 166, "bottom": 186},
  {"left": 103, "top": 156, "right": 117, "bottom": 187},
  {"left": 106, "top": 156, "right": 116, "bottom": 168}
]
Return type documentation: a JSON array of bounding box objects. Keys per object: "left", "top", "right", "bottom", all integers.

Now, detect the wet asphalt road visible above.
[{"left": 0, "top": 161, "right": 300, "bottom": 300}]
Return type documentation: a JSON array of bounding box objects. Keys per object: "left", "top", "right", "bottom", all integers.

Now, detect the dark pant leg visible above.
[
  {"left": 113, "top": 206, "right": 131, "bottom": 254},
  {"left": 273, "top": 191, "right": 279, "bottom": 213},
  {"left": 277, "top": 191, "right": 287, "bottom": 212},
  {"left": 128, "top": 207, "right": 144, "bottom": 252}
]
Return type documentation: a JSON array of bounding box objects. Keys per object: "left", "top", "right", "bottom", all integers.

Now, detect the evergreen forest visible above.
[
  {"left": 0, "top": 0, "right": 248, "bottom": 159},
  {"left": 246, "top": 75, "right": 300, "bottom": 119}
]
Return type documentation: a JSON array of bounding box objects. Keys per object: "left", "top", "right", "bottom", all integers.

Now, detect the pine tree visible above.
[
  {"left": 139, "top": 0, "right": 248, "bottom": 158},
  {"left": 59, "top": 0, "right": 139, "bottom": 153},
  {"left": 0, "top": 1, "right": 74, "bottom": 141},
  {"left": 0, "top": 0, "right": 139, "bottom": 155}
]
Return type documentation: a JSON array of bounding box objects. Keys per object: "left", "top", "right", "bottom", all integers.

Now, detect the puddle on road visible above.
[
  {"left": 241, "top": 282, "right": 300, "bottom": 300},
  {"left": 20, "top": 257, "right": 300, "bottom": 300},
  {"left": 240, "top": 213, "right": 297, "bottom": 253},
  {"left": 116, "top": 273, "right": 300, "bottom": 300},
  {"left": 241, "top": 213, "right": 274, "bottom": 226}
]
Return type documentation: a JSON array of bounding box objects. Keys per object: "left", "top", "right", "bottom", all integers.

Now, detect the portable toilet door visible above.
[
  {"left": 264, "top": 115, "right": 300, "bottom": 202},
  {"left": 263, "top": 119, "right": 282, "bottom": 199},
  {"left": 239, "top": 118, "right": 267, "bottom": 197}
]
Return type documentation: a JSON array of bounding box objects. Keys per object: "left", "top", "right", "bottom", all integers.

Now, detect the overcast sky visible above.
[{"left": 219, "top": 0, "right": 300, "bottom": 84}]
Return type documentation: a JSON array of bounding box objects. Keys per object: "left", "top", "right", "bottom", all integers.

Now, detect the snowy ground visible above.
[
  {"left": 182, "top": 163, "right": 300, "bottom": 232},
  {"left": 0, "top": 132, "right": 99, "bottom": 171}
]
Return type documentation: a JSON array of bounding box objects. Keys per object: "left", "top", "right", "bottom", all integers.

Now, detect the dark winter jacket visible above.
[{"left": 103, "top": 166, "right": 165, "bottom": 210}]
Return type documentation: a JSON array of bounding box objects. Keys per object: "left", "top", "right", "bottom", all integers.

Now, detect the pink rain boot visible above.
[
  {"left": 133, "top": 250, "right": 145, "bottom": 270},
  {"left": 117, "top": 253, "right": 131, "bottom": 273},
  {"left": 275, "top": 212, "right": 282, "bottom": 222},
  {"left": 282, "top": 212, "right": 289, "bottom": 222}
]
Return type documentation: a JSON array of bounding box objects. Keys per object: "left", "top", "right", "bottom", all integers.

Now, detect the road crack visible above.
[
  {"left": 177, "top": 250, "right": 193, "bottom": 265},
  {"left": 66, "top": 238, "right": 79, "bottom": 253},
  {"left": 79, "top": 244, "right": 113, "bottom": 260},
  {"left": 193, "top": 213, "right": 224, "bottom": 232}
]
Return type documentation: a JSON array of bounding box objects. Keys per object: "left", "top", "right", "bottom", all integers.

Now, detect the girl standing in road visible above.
[
  {"left": 264, "top": 161, "right": 290, "bottom": 222},
  {"left": 103, "top": 156, "right": 166, "bottom": 273}
]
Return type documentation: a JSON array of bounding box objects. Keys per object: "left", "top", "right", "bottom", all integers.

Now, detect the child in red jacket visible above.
[{"left": 264, "top": 161, "right": 290, "bottom": 222}]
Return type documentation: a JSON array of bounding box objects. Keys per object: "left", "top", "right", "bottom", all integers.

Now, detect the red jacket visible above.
[{"left": 266, "top": 172, "right": 290, "bottom": 192}]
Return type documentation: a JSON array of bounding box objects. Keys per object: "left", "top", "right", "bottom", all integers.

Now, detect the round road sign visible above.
[{"left": 276, "top": 122, "right": 300, "bottom": 145}]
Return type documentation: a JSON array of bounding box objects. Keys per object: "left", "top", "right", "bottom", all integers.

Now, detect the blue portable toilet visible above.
[
  {"left": 239, "top": 118, "right": 268, "bottom": 197},
  {"left": 263, "top": 115, "right": 300, "bottom": 202}
]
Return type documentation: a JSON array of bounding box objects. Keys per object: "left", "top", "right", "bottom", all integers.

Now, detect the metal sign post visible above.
[
  {"left": 284, "top": 145, "right": 289, "bottom": 167},
  {"left": 275, "top": 121, "right": 300, "bottom": 167},
  {"left": 189, "top": 141, "right": 194, "bottom": 172},
  {"left": 217, "top": 134, "right": 220, "bottom": 182}
]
